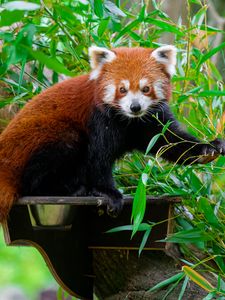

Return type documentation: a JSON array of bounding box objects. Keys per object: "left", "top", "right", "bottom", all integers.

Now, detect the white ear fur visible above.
[
  {"left": 151, "top": 45, "right": 177, "bottom": 76},
  {"left": 88, "top": 46, "right": 116, "bottom": 69},
  {"left": 88, "top": 46, "right": 116, "bottom": 80}
]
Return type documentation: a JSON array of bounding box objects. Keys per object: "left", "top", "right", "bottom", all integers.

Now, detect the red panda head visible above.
[{"left": 89, "top": 45, "right": 176, "bottom": 118}]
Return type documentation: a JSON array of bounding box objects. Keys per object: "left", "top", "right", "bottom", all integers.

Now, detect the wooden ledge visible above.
[{"left": 15, "top": 195, "right": 182, "bottom": 205}]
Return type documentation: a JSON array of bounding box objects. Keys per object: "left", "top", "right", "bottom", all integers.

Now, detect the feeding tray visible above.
[{"left": 2, "top": 195, "right": 181, "bottom": 300}]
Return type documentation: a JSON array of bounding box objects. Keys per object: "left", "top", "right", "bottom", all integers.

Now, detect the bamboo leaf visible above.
[
  {"left": 27, "top": 48, "right": 75, "bottom": 77},
  {"left": 104, "top": 1, "right": 126, "bottom": 17},
  {"left": 98, "top": 18, "right": 110, "bottom": 37},
  {"left": 106, "top": 223, "right": 150, "bottom": 233},
  {"left": 2, "top": 1, "right": 40, "bottom": 11},
  {"left": 131, "top": 179, "right": 146, "bottom": 237},
  {"left": 164, "top": 228, "right": 214, "bottom": 243},
  {"left": 197, "top": 90, "right": 225, "bottom": 97},
  {"left": 145, "top": 133, "right": 161, "bottom": 155},
  {"left": 196, "top": 42, "right": 225, "bottom": 70},
  {"left": 145, "top": 18, "right": 184, "bottom": 35},
  {"left": 182, "top": 266, "right": 215, "bottom": 292},
  {"left": 114, "top": 19, "right": 140, "bottom": 41},
  {"left": 202, "top": 293, "right": 216, "bottom": 300},
  {"left": 138, "top": 227, "right": 152, "bottom": 256},
  {"left": 93, "top": 0, "right": 104, "bottom": 18},
  {"left": 148, "top": 272, "right": 184, "bottom": 292},
  {"left": 178, "top": 276, "right": 189, "bottom": 300},
  {"left": 198, "top": 197, "right": 221, "bottom": 229}
]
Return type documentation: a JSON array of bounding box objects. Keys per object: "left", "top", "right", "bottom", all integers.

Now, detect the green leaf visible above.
[
  {"left": 199, "top": 25, "right": 224, "bottom": 33},
  {"left": 104, "top": 1, "right": 126, "bottom": 17},
  {"left": 0, "top": 32, "right": 14, "bottom": 42},
  {"left": 138, "top": 5, "right": 146, "bottom": 21},
  {"left": 93, "top": 0, "right": 104, "bottom": 18},
  {"left": 131, "top": 178, "right": 146, "bottom": 237},
  {"left": 145, "top": 18, "right": 184, "bottom": 36},
  {"left": 164, "top": 228, "right": 214, "bottom": 243},
  {"left": 106, "top": 223, "right": 151, "bottom": 233},
  {"left": 145, "top": 133, "right": 161, "bottom": 155},
  {"left": 189, "top": 170, "right": 204, "bottom": 193},
  {"left": 198, "top": 197, "right": 221, "bottom": 229},
  {"left": 162, "top": 121, "right": 173, "bottom": 134},
  {"left": 2, "top": 1, "right": 40, "bottom": 11},
  {"left": 189, "top": 0, "right": 202, "bottom": 4},
  {"left": 138, "top": 227, "right": 152, "bottom": 256},
  {"left": 98, "top": 18, "right": 110, "bottom": 37},
  {"left": 27, "top": 48, "right": 75, "bottom": 77},
  {"left": 114, "top": 19, "right": 140, "bottom": 41},
  {"left": 57, "top": 287, "right": 63, "bottom": 300},
  {"left": 196, "top": 42, "right": 225, "bottom": 70},
  {"left": 202, "top": 293, "right": 216, "bottom": 300},
  {"left": 0, "top": 10, "right": 24, "bottom": 26},
  {"left": 148, "top": 272, "right": 184, "bottom": 292},
  {"left": 178, "top": 276, "right": 189, "bottom": 300},
  {"left": 191, "top": 6, "right": 207, "bottom": 26},
  {"left": 197, "top": 90, "right": 225, "bottom": 97},
  {"left": 182, "top": 266, "right": 215, "bottom": 292}
]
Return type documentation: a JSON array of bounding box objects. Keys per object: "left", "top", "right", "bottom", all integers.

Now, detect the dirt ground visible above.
[{"left": 93, "top": 250, "right": 208, "bottom": 300}]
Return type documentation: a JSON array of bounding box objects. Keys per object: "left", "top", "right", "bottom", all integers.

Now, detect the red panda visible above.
[{"left": 0, "top": 45, "right": 224, "bottom": 220}]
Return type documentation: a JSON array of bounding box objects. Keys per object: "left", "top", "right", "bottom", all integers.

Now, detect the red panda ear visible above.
[
  {"left": 151, "top": 45, "right": 177, "bottom": 77},
  {"left": 88, "top": 46, "right": 116, "bottom": 79}
]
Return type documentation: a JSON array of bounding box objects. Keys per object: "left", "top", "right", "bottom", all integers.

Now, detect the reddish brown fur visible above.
[
  {"left": 0, "top": 47, "right": 172, "bottom": 221},
  {"left": 94, "top": 47, "right": 172, "bottom": 104},
  {"left": 0, "top": 75, "right": 95, "bottom": 220}
]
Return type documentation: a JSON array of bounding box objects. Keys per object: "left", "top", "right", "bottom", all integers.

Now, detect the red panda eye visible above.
[
  {"left": 119, "top": 87, "right": 127, "bottom": 94},
  {"left": 142, "top": 86, "right": 150, "bottom": 93}
]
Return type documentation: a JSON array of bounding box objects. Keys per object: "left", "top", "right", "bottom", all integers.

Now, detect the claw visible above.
[{"left": 107, "top": 197, "right": 123, "bottom": 218}]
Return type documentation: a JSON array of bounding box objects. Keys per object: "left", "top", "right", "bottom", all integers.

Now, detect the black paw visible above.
[
  {"left": 210, "top": 138, "right": 225, "bottom": 155},
  {"left": 200, "top": 139, "right": 225, "bottom": 163},
  {"left": 90, "top": 187, "right": 123, "bottom": 217},
  {"left": 106, "top": 190, "right": 123, "bottom": 218}
]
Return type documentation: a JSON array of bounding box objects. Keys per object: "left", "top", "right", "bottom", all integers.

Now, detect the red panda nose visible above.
[{"left": 130, "top": 103, "right": 141, "bottom": 113}]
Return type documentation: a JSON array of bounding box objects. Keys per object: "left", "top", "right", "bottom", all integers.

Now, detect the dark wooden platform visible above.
[{"left": 2, "top": 196, "right": 181, "bottom": 300}]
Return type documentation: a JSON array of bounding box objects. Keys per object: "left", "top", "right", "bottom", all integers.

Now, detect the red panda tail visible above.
[{"left": 0, "top": 173, "right": 19, "bottom": 222}]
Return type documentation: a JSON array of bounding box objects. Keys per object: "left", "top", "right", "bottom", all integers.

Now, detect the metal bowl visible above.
[{"left": 28, "top": 204, "right": 75, "bottom": 227}]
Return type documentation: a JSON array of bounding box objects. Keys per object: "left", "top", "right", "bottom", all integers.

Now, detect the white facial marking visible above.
[
  {"left": 120, "top": 79, "right": 130, "bottom": 90},
  {"left": 103, "top": 83, "right": 116, "bottom": 103},
  {"left": 139, "top": 78, "right": 148, "bottom": 90},
  {"left": 154, "top": 80, "right": 165, "bottom": 99},
  {"left": 151, "top": 45, "right": 177, "bottom": 76},
  {"left": 119, "top": 91, "right": 153, "bottom": 118}
]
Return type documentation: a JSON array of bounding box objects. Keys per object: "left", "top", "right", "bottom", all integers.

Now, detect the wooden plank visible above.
[{"left": 16, "top": 195, "right": 181, "bottom": 205}]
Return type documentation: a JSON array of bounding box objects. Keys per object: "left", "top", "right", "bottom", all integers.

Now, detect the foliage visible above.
[
  {"left": 0, "top": 229, "right": 55, "bottom": 298},
  {"left": 0, "top": 0, "right": 225, "bottom": 299}
]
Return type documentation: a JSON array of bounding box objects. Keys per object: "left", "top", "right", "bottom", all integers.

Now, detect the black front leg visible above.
[
  {"left": 87, "top": 108, "right": 124, "bottom": 216},
  {"left": 88, "top": 163, "right": 123, "bottom": 217},
  {"left": 149, "top": 103, "right": 225, "bottom": 165}
]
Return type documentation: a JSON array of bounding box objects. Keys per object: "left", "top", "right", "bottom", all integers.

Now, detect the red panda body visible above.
[{"left": 0, "top": 45, "right": 224, "bottom": 220}]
